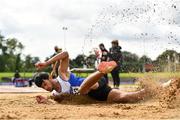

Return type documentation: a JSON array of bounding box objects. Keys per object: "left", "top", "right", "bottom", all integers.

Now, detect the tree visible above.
[
  {"left": 0, "top": 32, "right": 39, "bottom": 72},
  {"left": 139, "top": 55, "right": 152, "bottom": 64},
  {"left": 154, "top": 50, "right": 178, "bottom": 72},
  {"left": 72, "top": 54, "right": 86, "bottom": 68},
  {"left": 121, "top": 51, "right": 140, "bottom": 72},
  {"left": 86, "top": 54, "right": 96, "bottom": 68},
  {"left": 6, "top": 38, "right": 24, "bottom": 55},
  {"left": 15, "top": 53, "right": 21, "bottom": 71},
  {"left": 23, "top": 55, "right": 40, "bottom": 72},
  {"left": 139, "top": 55, "right": 152, "bottom": 72}
]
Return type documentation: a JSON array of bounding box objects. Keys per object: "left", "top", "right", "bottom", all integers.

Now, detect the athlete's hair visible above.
[{"left": 33, "top": 72, "right": 49, "bottom": 87}]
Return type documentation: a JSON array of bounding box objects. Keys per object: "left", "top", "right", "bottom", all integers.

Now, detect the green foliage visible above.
[
  {"left": 0, "top": 31, "right": 180, "bottom": 73},
  {"left": 69, "top": 54, "right": 96, "bottom": 68},
  {"left": 1, "top": 72, "right": 180, "bottom": 82},
  {"left": 154, "top": 50, "right": 179, "bottom": 72},
  {"left": 0, "top": 32, "right": 40, "bottom": 72},
  {"left": 121, "top": 51, "right": 142, "bottom": 72},
  {"left": 86, "top": 54, "right": 96, "bottom": 68},
  {"left": 71, "top": 54, "right": 86, "bottom": 68},
  {"left": 24, "top": 55, "right": 39, "bottom": 72}
]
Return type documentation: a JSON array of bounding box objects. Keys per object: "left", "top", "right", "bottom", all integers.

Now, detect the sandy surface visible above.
[
  {"left": 0, "top": 78, "right": 180, "bottom": 120},
  {"left": 0, "top": 93, "right": 179, "bottom": 120},
  {"left": 0, "top": 85, "right": 47, "bottom": 93}
]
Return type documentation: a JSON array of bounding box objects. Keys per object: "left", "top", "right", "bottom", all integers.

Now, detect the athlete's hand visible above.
[
  {"left": 35, "top": 62, "right": 47, "bottom": 70},
  {"left": 36, "top": 95, "right": 48, "bottom": 104}
]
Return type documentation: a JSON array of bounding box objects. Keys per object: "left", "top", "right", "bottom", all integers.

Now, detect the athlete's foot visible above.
[
  {"left": 137, "top": 78, "right": 159, "bottom": 97},
  {"left": 159, "top": 78, "right": 180, "bottom": 108},
  {"left": 98, "top": 61, "right": 117, "bottom": 74},
  {"left": 162, "top": 79, "right": 172, "bottom": 88},
  {"left": 162, "top": 78, "right": 180, "bottom": 89}
]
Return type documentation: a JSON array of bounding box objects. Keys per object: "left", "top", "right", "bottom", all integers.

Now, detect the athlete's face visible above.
[{"left": 41, "top": 80, "right": 53, "bottom": 92}]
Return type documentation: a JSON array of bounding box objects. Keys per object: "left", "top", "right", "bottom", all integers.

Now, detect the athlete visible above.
[{"left": 34, "top": 51, "right": 154, "bottom": 104}]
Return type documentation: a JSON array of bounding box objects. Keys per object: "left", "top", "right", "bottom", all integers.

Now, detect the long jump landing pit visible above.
[
  {"left": 0, "top": 85, "right": 47, "bottom": 93},
  {"left": 0, "top": 86, "right": 180, "bottom": 119}
]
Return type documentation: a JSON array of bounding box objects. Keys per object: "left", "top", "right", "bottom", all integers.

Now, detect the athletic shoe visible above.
[{"left": 98, "top": 61, "right": 117, "bottom": 74}]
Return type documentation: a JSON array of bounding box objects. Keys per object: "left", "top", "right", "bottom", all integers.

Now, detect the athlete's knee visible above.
[
  {"left": 63, "top": 51, "right": 69, "bottom": 58},
  {"left": 113, "top": 93, "right": 129, "bottom": 103},
  {"left": 78, "top": 87, "right": 89, "bottom": 95}
]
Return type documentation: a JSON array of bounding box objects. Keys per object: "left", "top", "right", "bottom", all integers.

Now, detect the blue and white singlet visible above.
[{"left": 51, "top": 73, "right": 85, "bottom": 96}]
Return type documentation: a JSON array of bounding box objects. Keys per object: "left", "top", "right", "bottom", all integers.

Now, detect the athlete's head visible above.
[{"left": 34, "top": 72, "right": 53, "bottom": 92}]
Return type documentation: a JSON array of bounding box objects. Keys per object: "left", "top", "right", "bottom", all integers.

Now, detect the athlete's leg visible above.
[
  {"left": 107, "top": 78, "right": 180, "bottom": 103},
  {"left": 58, "top": 52, "right": 69, "bottom": 74},
  {"left": 79, "top": 61, "right": 117, "bottom": 95},
  {"left": 107, "top": 89, "right": 147, "bottom": 103}
]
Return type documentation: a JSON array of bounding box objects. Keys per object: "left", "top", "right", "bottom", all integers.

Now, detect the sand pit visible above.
[
  {"left": 0, "top": 91, "right": 180, "bottom": 120},
  {"left": 0, "top": 78, "right": 180, "bottom": 119}
]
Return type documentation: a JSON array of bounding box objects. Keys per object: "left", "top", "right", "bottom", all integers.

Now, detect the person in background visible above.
[
  {"left": 94, "top": 48, "right": 101, "bottom": 67},
  {"left": 108, "top": 40, "right": 123, "bottom": 89},
  {"left": 99, "top": 43, "right": 109, "bottom": 84},
  {"left": 12, "top": 70, "right": 21, "bottom": 83}
]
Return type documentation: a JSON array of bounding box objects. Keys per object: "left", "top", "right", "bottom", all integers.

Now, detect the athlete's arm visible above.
[
  {"left": 49, "top": 94, "right": 65, "bottom": 103},
  {"left": 35, "top": 51, "right": 69, "bottom": 73},
  {"left": 36, "top": 94, "right": 65, "bottom": 104},
  {"left": 46, "top": 51, "right": 69, "bottom": 66}
]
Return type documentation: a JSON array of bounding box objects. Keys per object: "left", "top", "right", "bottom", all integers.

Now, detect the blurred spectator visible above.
[
  {"left": 99, "top": 43, "right": 109, "bottom": 84},
  {"left": 108, "top": 40, "right": 123, "bottom": 89},
  {"left": 28, "top": 78, "right": 33, "bottom": 87},
  {"left": 13, "top": 70, "right": 20, "bottom": 83}
]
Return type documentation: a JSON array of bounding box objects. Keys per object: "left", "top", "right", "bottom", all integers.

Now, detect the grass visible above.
[
  {"left": 76, "top": 72, "right": 180, "bottom": 78},
  {"left": 0, "top": 72, "right": 33, "bottom": 82},
  {"left": 1, "top": 72, "right": 180, "bottom": 82}
]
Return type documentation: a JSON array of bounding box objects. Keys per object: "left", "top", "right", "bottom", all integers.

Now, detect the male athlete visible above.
[{"left": 34, "top": 51, "right": 179, "bottom": 104}]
